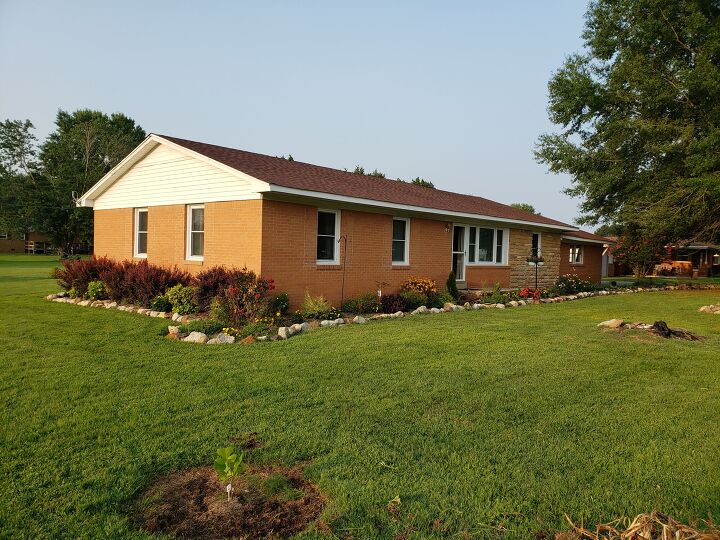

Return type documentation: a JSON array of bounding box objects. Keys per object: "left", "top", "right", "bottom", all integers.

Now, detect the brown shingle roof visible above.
[
  {"left": 563, "top": 229, "right": 614, "bottom": 243},
  {"left": 159, "top": 134, "right": 574, "bottom": 229}
]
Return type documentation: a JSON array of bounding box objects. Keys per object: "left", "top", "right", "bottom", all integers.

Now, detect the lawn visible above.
[{"left": 1, "top": 254, "right": 719, "bottom": 539}]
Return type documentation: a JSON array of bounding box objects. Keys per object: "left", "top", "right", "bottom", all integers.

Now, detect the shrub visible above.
[
  {"left": 427, "top": 288, "right": 455, "bottom": 308},
  {"left": 210, "top": 297, "right": 231, "bottom": 326},
  {"left": 400, "top": 290, "right": 428, "bottom": 310},
  {"left": 342, "top": 292, "right": 381, "bottom": 314},
  {"left": 380, "top": 293, "right": 407, "bottom": 313},
  {"left": 446, "top": 271, "right": 459, "bottom": 300},
  {"left": 400, "top": 275, "right": 437, "bottom": 297},
  {"left": 179, "top": 319, "right": 225, "bottom": 335},
  {"left": 486, "top": 283, "right": 510, "bottom": 304},
  {"left": 67, "top": 286, "right": 80, "bottom": 298},
  {"left": 517, "top": 287, "right": 540, "bottom": 301},
  {"left": 194, "top": 267, "right": 237, "bottom": 312},
  {"left": 167, "top": 284, "right": 197, "bottom": 315},
  {"left": 149, "top": 294, "right": 172, "bottom": 312},
  {"left": 273, "top": 292, "right": 290, "bottom": 315},
  {"left": 85, "top": 280, "right": 107, "bottom": 301},
  {"left": 53, "top": 256, "right": 116, "bottom": 296},
  {"left": 299, "top": 292, "right": 333, "bottom": 319},
  {"left": 222, "top": 277, "right": 274, "bottom": 327},
  {"left": 553, "top": 274, "right": 595, "bottom": 295},
  {"left": 98, "top": 259, "right": 191, "bottom": 306}
]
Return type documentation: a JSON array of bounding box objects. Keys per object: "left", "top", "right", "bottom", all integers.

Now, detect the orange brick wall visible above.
[
  {"left": 464, "top": 266, "right": 511, "bottom": 289},
  {"left": 94, "top": 200, "right": 263, "bottom": 274},
  {"left": 94, "top": 208, "right": 133, "bottom": 259},
  {"left": 559, "top": 242, "right": 603, "bottom": 283},
  {"left": 259, "top": 200, "right": 453, "bottom": 306}
]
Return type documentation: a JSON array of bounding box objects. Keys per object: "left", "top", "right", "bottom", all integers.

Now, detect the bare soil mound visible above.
[{"left": 134, "top": 464, "right": 324, "bottom": 539}]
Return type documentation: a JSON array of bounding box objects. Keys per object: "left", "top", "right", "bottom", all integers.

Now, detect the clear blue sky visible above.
[{"left": 0, "top": 1, "right": 588, "bottom": 225}]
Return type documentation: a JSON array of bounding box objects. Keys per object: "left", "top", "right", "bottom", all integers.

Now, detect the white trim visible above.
[
  {"left": 531, "top": 232, "right": 542, "bottom": 257},
  {"left": 77, "top": 134, "right": 270, "bottom": 207},
  {"left": 134, "top": 208, "right": 148, "bottom": 258},
  {"left": 569, "top": 244, "right": 584, "bottom": 265},
  {"left": 451, "top": 224, "right": 466, "bottom": 281},
  {"left": 316, "top": 208, "right": 340, "bottom": 265},
  {"left": 464, "top": 225, "right": 509, "bottom": 266},
  {"left": 186, "top": 204, "right": 205, "bottom": 261},
  {"left": 0, "top": 232, "right": 7, "bottom": 240},
  {"left": 561, "top": 235, "right": 609, "bottom": 245},
  {"left": 266, "top": 185, "right": 577, "bottom": 232},
  {"left": 391, "top": 217, "right": 410, "bottom": 266}
]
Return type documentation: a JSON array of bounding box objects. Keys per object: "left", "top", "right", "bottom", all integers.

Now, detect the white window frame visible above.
[
  {"left": 465, "top": 226, "right": 509, "bottom": 266},
  {"left": 391, "top": 217, "right": 410, "bottom": 266},
  {"left": 0, "top": 232, "right": 7, "bottom": 240},
  {"left": 134, "top": 208, "right": 148, "bottom": 258},
  {"left": 569, "top": 244, "right": 584, "bottom": 265},
  {"left": 186, "top": 204, "right": 205, "bottom": 261},
  {"left": 316, "top": 209, "right": 340, "bottom": 265},
  {"left": 531, "top": 232, "right": 542, "bottom": 257}
]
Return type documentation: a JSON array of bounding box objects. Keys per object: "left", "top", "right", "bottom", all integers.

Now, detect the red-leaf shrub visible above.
[
  {"left": 109, "top": 260, "right": 191, "bottom": 307},
  {"left": 53, "top": 256, "right": 117, "bottom": 295},
  {"left": 380, "top": 293, "right": 407, "bottom": 313},
  {"left": 193, "top": 266, "right": 242, "bottom": 311},
  {"left": 214, "top": 268, "right": 275, "bottom": 326}
]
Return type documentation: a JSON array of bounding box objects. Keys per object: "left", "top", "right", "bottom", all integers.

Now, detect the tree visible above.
[
  {"left": 510, "top": 203, "right": 539, "bottom": 214},
  {"left": 611, "top": 226, "right": 667, "bottom": 278},
  {"left": 411, "top": 177, "right": 435, "bottom": 188},
  {"left": 0, "top": 110, "right": 145, "bottom": 254},
  {"left": 535, "top": 0, "right": 720, "bottom": 244}
]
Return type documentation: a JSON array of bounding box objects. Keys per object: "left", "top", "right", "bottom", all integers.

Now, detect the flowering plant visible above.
[{"left": 400, "top": 276, "right": 437, "bottom": 296}]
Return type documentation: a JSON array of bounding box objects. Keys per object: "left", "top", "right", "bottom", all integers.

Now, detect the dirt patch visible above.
[
  {"left": 229, "top": 431, "right": 263, "bottom": 450},
  {"left": 134, "top": 464, "right": 324, "bottom": 539}
]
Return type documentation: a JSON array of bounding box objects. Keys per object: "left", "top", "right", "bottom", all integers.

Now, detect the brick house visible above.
[{"left": 78, "top": 134, "right": 612, "bottom": 305}]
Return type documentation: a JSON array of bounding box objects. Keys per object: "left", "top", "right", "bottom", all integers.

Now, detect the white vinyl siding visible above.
[{"left": 93, "top": 144, "right": 260, "bottom": 210}]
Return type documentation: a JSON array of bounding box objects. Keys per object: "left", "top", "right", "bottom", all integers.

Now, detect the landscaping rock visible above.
[
  {"left": 443, "top": 303, "right": 461, "bottom": 312},
  {"left": 239, "top": 335, "right": 254, "bottom": 345},
  {"left": 168, "top": 325, "right": 181, "bottom": 335},
  {"left": 183, "top": 331, "right": 208, "bottom": 344},
  {"left": 78, "top": 299, "right": 91, "bottom": 306},
  {"left": 352, "top": 315, "right": 367, "bottom": 324},
  {"left": 598, "top": 318, "right": 625, "bottom": 329},
  {"left": 208, "top": 333, "right": 236, "bottom": 344},
  {"left": 429, "top": 307, "right": 443, "bottom": 314},
  {"left": 320, "top": 319, "right": 336, "bottom": 328},
  {"left": 411, "top": 305, "right": 429, "bottom": 315},
  {"left": 105, "top": 301, "right": 118, "bottom": 309},
  {"left": 699, "top": 304, "right": 720, "bottom": 314},
  {"left": 392, "top": 311, "right": 404, "bottom": 318},
  {"left": 495, "top": 303, "right": 505, "bottom": 309},
  {"left": 463, "top": 302, "right": 472, "bottom": 309},
  {"left": 508, "top": 301, "right": 519, "bottom": 307},
  {"left": 277, "top": 327, "right": 292, "bottom": 339},
  {"left": 290, "top": 323, "right": 307, "bottom": 334},
  {"left": 256, "top": 336, "right": 268, "bottom": 342},
  {"left": 335, "top": 318, "right": 345, "bottom": 325},
  {"left": 299, "top": 322, "right": 311, "bottom": 332}
]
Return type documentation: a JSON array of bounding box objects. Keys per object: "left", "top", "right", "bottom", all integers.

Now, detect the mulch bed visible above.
[{"left": 133, "top": 464, "right": 325, "bottom": 539}]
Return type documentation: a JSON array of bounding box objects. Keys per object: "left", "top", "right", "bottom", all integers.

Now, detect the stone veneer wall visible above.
[{"left": 509, "top": 230, "right": 562, "bottom": 288}]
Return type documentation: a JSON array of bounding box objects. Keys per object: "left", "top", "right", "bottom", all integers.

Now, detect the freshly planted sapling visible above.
[{"left": 213, "top": 447, "right": 244, "bottom": 502}]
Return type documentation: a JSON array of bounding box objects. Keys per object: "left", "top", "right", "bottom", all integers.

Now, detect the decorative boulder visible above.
[
  {"left": 429, "top": 307, "right": 443, "bottom": 314},
  {"left": 495, "top": 303, "right": 505, "bottom": 309},
  {"left": 278, "top": 326, "right": 292, "bottom": 339},
  {"left": 320, "top": 319, "right": 337, "bottom": 328},
  {"left": 208, "top": 333, "right": 236, "bottom": 344},
  {"left": 392, "top": 311, "right": 404, "bottom": 318},
  {"left": 352, "top": 315, "right": 367, "bottom": 324},
  {"left": 334, "top": 318, "right": 345, "bottom": 325},
  {"left": 411, "top": 306, "right": 429, "bottom": 315},
  {"left": 167, "top": 325, "right": 181, "bottom": 335},
  {"left": 598, "top": 319, "right": 625, "bottom": 329},
  {"left": 183, "top": 331, "right": 208, "bottom": 344}
]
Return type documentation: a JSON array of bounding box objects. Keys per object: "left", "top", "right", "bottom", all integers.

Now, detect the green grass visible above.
[{"left": 1, "top": 254, "right": 719, "bottom": 539}]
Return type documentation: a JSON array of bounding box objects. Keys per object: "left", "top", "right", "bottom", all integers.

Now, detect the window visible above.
[
  {"left": 468, "top": 227, "right": 476, "bottom": 263},
  {"left": 477, "top": 228, "right": 494, "bottom": 262},
  {"left": 392, "top": 218, "right": 409, "bottom": 264},
  {"left": 531, "top": 233, "right": 541, "bottom": 257},
  {"left": 0, "top": 232, "right": 7, "bottom": 240},
  {"left": 569, "top": 245, "right": 584, "bottom": 264},
  {"left": 316, "top": 210, "right": 339, "bottom": 263},
  {"left": 466, "top": 227, "right": 507, "bottom": 265},
  {"left": 187, "top": 205, "right": 204, "bottom": 260},
  {"left": 134, "top": 208, "right": 148, "bottom": 257}
]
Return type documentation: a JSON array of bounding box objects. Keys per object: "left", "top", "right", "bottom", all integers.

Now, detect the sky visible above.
[{"left": 0, "top": 1, "right": 588, "bottom": 225}]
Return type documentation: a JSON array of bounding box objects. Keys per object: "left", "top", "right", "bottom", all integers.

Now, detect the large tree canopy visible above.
[
  {"left": 0, "top": 110, "right": 145, "bottom": 253},
  {"left": 535, "top": 0, "right": 720, "bottom": 243}
]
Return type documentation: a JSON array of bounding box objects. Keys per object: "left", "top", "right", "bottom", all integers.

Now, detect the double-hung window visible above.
[
  {"left": 0, "top": 232, "right": 7, "bottom": 240},
  {"left": 392, "top": 218, "right": 409, "bottom": 265},
  {"left": 187, "top": 205, "right": 204, "bottom": 260},
  {"left": 317, "top": 209, "right": 339, "bottom": 263},
  {"left": 134, "top": 208, "right": 148, "bottom": 257},
  {"left": 467, "top": 226, "right": 507, "bottom": 264},
  {"left": 569, "top": 244, "right": 584, "bottom": 264}
]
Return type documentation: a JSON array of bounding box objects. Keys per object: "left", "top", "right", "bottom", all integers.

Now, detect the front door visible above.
[{"left": 452, "top": 225, "right": 465, "bottom": 281}]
